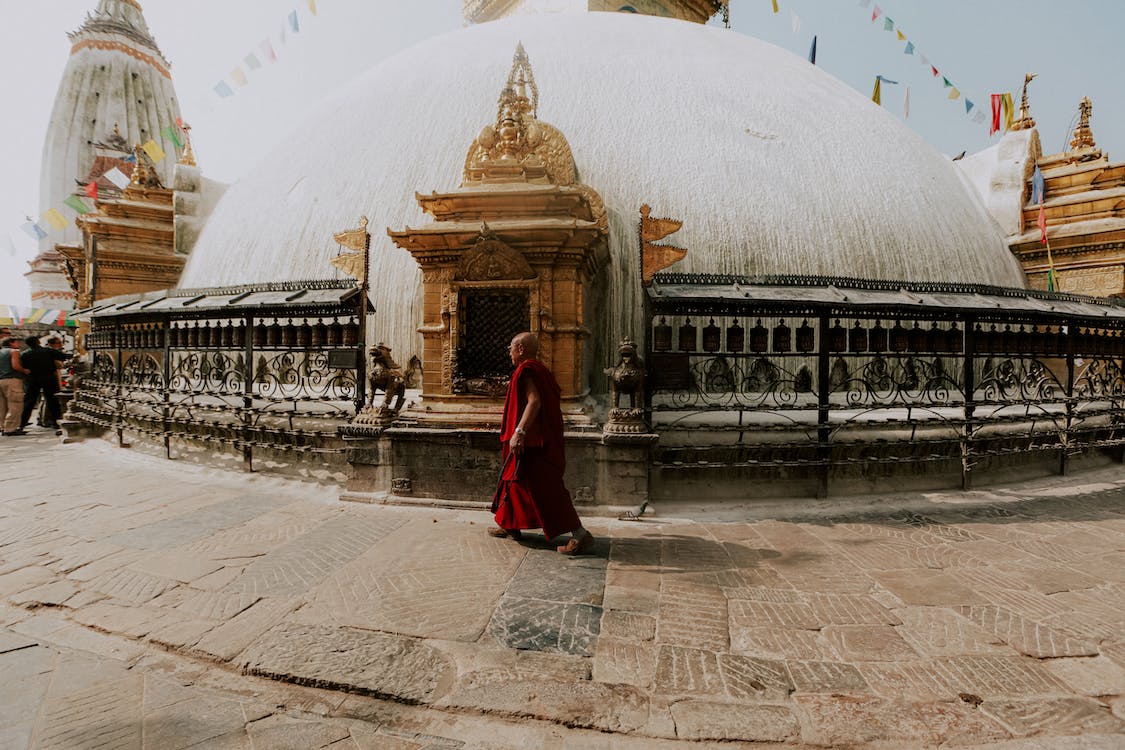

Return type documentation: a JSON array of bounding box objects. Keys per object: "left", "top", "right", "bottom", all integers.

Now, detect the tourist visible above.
[
  {"left": 0, "top": 337, "right": 30, "bottom": 435},
  {"left": 19, "top": 336, "right": 71, "bottom": 434},
  {"left": 489, "top": 331, "right": 595, "bottom": 555}
]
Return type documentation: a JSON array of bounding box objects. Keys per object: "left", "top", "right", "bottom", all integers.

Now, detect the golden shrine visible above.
[
  {"left": 388, "top": 44, "right": 608, "bottom": 422},
  {"left": 1010, "top": 96, "right": 1125, "bottom": 297}
]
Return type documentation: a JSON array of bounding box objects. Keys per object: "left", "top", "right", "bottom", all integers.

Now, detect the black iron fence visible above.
[
  {"left": 71, "top": 280, "right": 368, "bottom": 470},
  {"left": 646, "top": 275, "right": 1125, "bottom": 494}
]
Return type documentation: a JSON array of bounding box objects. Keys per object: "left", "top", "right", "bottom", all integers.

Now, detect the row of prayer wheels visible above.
[
  {"left": 89, "top": 319, "right": 360, "bottom": 350},
  {"left": 652, "top": 318, "right": 1125, "bottom": 357}
]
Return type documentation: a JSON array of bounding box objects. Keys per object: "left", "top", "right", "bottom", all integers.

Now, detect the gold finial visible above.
[
  {"left": 493, "top": 43, "right": 538, "bottom": 160},
  {"left": 178, "top": 122, "right": 197, "bottom": 167},
  {"left": 1070, "top": 97, "right": 1096, "bottom": 151},
  {"left": 1011, "top": 73, "right": 1037, "bottom": 131},
  {"left": 128, "top": 143, "right": 163, "bottom": 189}
]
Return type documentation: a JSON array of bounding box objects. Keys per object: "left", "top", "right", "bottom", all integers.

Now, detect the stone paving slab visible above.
[{"left": 3, "top": 432, "right": 1125, "bottom": 747}]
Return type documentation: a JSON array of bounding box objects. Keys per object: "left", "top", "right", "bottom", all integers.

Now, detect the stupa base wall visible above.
[{"left": 341, "top": 425, "right": 653, "bottom": 510}]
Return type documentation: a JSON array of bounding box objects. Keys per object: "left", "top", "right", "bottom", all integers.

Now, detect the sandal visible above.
[
  {"left": 487, "top": 526, "right": 522, "bottom": 540},
  {"left": 557, "top": 532, "right": 596, "bottom": 555}
]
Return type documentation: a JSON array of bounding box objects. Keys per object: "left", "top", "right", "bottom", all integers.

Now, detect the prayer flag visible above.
[
  {"left": 859, "top": 0, "right": 871, "bottom": 7},
  {"left": 141, "top": 139, "right": 165, "bottom": 163},
  {"left": 64, "top": 195, "right": 93, "bottom": 214},
  {"left": 973, "top": 110, "right": 986, "bottom": 124},
  {"left": 104, "top": 167, "right": 130, "bottom": 189},
  {"left": 990, "top": 94, "right": 1002, "bottom": 134},
  {"left": 307, "top": 0, "right": 317, "bottom": 14},
  {"left": 1047, "top": 268, "right": 1056, "bottom": 292},
  {"left": 259, "top": 38, "right": 277, "bottom": 62},
  {"left": 123, "top": 153, "right": 136, "bottom": 163},
  {"left": 884, "top": 17, "right": 894, "bottom": 31},
  {"left": 931, "top": 65, "right": 939, "bottom": 77},
  {"left": 808, "top": 35, "right": 817, "bottom": 64},
  {"left": 904, "top": 85, "right": 910, "bottom": 119},
  {"left": 84, "top": 181, "right": 98, "bottom": 200},
  {"left": 21, "top": 221, "right": 47, "bottom": 241},
  {"left": 288, "top": 9, "right": 299, "bottom": 31},
  {"left": 872, "top": 76, "right": 881, "bottom": 105},
  {"left": 948, "top": 87, "right": 960, "bottom": 101},
  {"left": 904, "top": 41, "right": 915, "bottom": 55},
  {"left": 1038, "top": 203, "right": 1047, "bottom": 244},
  {"left": 965, "top": 98, "right": 974, "bottom": 114},
  {"left": 771, "top": 0, "right": 778, "bottom": 14},
  {"left": 42, "top": 209, "right": 67, "bottom": 230},
  {"left": 896, "top": 30, "right": 905, "bottom": 41},
  {"left": 877, "top": 75, "right": 898, "bottom": 85},
  {"left": 1032, "top": 166, "right": 1045, "bottom": 204},
  {"left": 942, "top": 76, "right": 952, "bottom": 88},
  {"left": 243, "top": 53, "right": 262, "bottom": 71},
  {"left": 872, "top": 5, "right": 882, "bottom": 22},
  {"left": 230, "top": 67, "right": 248, "bottom": 87},
  {"left": 920, "top": 54, "right": 929, "bottom": 67},
  {"left": 791, "top": 9, "right": 800, "bottom": 32},
  {"left": 213, "top": 81, "right": 234, "bottom": 98},
  {"left": 1001, "top": 92, "right": 1014, "bottom": 132},
  {"left": 161, "top": 124, "right": 183, "bottom": 148}
]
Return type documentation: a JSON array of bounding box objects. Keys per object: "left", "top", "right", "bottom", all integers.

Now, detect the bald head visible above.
[{"left": 509, "top": 331, "right": 539, "bottom": 364}]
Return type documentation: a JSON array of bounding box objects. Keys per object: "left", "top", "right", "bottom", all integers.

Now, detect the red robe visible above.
[{"left": 493, "top": 358, "right": 581, "bottom": 540}]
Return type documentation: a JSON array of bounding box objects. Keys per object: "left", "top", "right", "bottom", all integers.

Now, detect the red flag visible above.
[
  {"left": 990, "top": 94, "right": 1002, "bottom": 135},
  {"left": 931, "top": 65, "right": 939, "bottom": 77},
  {"left": 84, "top": 181, "right": 98, "bottom": 200},
  {"left": 1038, "top": 204, "right": 1047, "bottom": 244}
]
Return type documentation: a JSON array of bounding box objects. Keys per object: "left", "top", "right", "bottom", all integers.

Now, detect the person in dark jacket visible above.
[{"left": 19, "top": 336, "right": 71, "bottom": 433}]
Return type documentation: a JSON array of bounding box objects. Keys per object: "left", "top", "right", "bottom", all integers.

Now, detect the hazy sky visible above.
[{"left": 1, "top": 0, "right": 1122, "bottom": 306}]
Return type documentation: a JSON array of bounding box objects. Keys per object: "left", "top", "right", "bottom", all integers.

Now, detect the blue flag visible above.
[
  {"left": 904, "top": 41, "right": 914, "bottom": 55},
  {"left": 213, "top": 81, "right": 234, "bottom": 99},
  {"left": 1032, "top": 166, "right": 1046, "bottom": 205},
  {"left": 808, "top": 35, "right": 817, "bottom": 65},
  {"left": 21, "top": 221, "right": 47, "bottom": 241},
  {"left": 288, "top": 10, "right": 299, "bottom": 32}
]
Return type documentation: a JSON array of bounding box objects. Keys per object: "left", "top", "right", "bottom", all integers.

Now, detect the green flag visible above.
[
  {"left": 162, "top": 124, "right": 183, "bottom": 148},
  {"left": 64, "top": 195, "right": 93, "bottom": 215}
]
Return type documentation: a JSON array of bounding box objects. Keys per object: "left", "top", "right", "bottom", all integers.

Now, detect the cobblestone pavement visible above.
[{"left": 2, "top": 430, "right": 1125, "bottom": 748}]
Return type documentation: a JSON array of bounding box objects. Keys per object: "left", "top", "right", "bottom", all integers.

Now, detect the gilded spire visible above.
[
  {"left": 1070, "top": 97, "right": 1096, "bottom": 151},
  {"left": 1011, "top": 73, "right": 1037, "bottom": 131},
  {"left": 128, "top": 143, "right": 163, "bottom": 189},
  {"left": 177, "top": 122, "right": 197, "bottom": 167}
]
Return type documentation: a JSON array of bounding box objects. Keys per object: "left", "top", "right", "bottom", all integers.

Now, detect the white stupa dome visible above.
[{"left": 180, "top": 12, "right": 1025, "bottom": 371}]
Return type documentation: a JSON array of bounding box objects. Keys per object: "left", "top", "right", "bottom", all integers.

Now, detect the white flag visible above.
[
  {"left": 104, "top": 167, "right": 131, "bottom": 189},
  {"left": 791, "top": 9, "right": 801, "bottom": 33}
]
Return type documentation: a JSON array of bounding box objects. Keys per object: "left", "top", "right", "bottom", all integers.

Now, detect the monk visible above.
[{"left": 489, "top": 332, "right": 594, "bottom": 555}]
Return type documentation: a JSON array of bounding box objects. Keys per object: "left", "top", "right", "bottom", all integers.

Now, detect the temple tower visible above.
[{"left": 32, "top": 0, "right": 183, "bottom": 308}]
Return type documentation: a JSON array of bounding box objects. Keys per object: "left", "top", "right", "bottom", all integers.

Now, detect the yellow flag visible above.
[
  {"left": 307, "top": 0, "right": 317, "bottom": 14},
  {"left": 948, "top": 87, "right": 960, "bottom": 101},
  {"left": 141, "top": 139, "right": 165, "bottom": 163},
  {"left": 1001, "top": 92, "right": 1014, "bottom": 132},
  {"left": 871, "top": 76, "right": 882, "bottom": 105},
  {"left": 771, "top": 0, "right": 779, "bottom": 13},
  {"left": 230, "top": 67, "right": 249, "bottom": 87},
  {"left": 896, "top": 30, "right": 906, "bottom": 41},
  {"left": 42, "top": 208, "right": 67, "bottom": 230}
]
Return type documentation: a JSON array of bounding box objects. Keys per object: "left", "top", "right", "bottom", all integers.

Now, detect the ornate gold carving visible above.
[
  {"left": 1068, "top": 97, "right": 1101, "bottom": 162},
  {"left": 129, "top": 144, "right": 164, "bottom": 189},
  {"left": 455, "top": 225, "right": 535, "bottom": 281},
  {"left": 462, "top": 44, "right": 577, "bottom": 187},
  {"left": 1011, "top": 73, "right": 1037, "bottom": 131},
  {"left": 330, "top": 216, "right": 369, "bottom": 280},
  {"left": 640, "top": 204, "right": 687, "bottom": 284}
]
